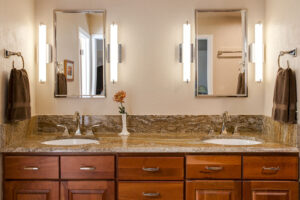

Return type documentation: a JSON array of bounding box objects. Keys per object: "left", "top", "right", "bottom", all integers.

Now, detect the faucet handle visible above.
[
  {"left": 86, "top": 124, "right": 100, "bottom": 136},
  {"left": 57, "top": 124, "right": 70, "bottom": 137}
]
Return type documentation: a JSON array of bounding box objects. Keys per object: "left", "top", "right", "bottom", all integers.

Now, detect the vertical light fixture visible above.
[
  {"left": 110, "top": 23, "right": 118, "bottom": 83},
  {"left": 254, "top": 23, "right": 263, "bottom": 82},
  {"left": 39, "top": 24, "right": 47, "bottom": 83},
  {"left": 183, "top": 22, "right": 191, "bottom": 82}
]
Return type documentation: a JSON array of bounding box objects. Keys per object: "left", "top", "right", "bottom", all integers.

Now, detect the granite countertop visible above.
[{"left": 1, "top": 132, "right": 298, "bottom": 153}]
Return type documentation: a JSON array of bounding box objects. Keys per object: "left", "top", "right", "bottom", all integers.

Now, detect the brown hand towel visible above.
[
  {"left": 272, "top": 68, "right": 297, "bottom": 124},
  {"left": 236, "top": 72, "right": 245, "bottom": 95},
  {"left": 7, "top": 68, "right": 31, "bottom": 122},
  {"left": 57, "top": 73, "right": 67, "bottom": 96}
]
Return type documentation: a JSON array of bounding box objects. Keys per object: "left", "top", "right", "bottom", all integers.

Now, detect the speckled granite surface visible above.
[
  {"left": 0, "top": 115, "right": 298, "bottom": 153},
  {"left": 1, "top": 133, "right": 298, "bottom": 153}
]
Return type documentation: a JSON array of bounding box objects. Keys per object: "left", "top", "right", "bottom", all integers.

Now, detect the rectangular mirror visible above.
[
  {"left": 195, "top": 10, "right": 248, "bottom": 97},
  {"left": 54, "top": 10, "right": 106, "bottom": 98}
]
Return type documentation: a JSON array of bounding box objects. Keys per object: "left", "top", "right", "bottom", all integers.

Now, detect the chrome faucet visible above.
[
  {"left": 221, "top": 111, "right": 228, "bottom": 135},
  {"left": 73, "top": 111, "right": 82, "bottom": 136}
]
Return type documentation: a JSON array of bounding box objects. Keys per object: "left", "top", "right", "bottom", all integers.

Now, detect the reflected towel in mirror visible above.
[{"left": 57, "top": 73, "right": 67, "bottom": 96}]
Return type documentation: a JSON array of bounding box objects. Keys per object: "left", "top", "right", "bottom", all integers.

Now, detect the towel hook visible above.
[
  {"left": 278, "top": 48, "right": 297, "bottom": 69},
  {"left": 4, "top": 49, "right": 25, "bottom": 69}
]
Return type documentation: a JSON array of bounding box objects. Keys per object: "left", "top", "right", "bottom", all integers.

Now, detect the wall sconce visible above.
[
  {"left": 38, "top": 24, "right": 52, "bottom": 83},
  {"left": 179, "top": 22, "right": 193, "bottom": 83},
  {"left": 39, "top": 24, "right": 47, "bottom": 83},
  {"left": 252, "top": 23, "right": 264, "bottom": 82},
  {"left": 108, "top": 23, "right": 122, "bottom": 83}
]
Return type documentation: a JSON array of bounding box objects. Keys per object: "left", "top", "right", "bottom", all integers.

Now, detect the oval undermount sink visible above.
[
  {"left": 42, "top": 139, "right": 99, "bottom": 146},
  {"left": 202, "top": 138, "right": 262, "bottom": 146}
]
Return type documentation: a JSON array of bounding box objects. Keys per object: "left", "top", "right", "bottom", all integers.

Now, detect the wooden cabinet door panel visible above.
[
  {"left": 61, "top": 181, "right": 115, "bottom": 200},
  {"left": 186, "top": 180, "right": 241, "bottom": 200},
  {"left": 4, "top": 181, "right": 59, "bottom": 200},
  {"left": 243, "top": 181, "right": 298, "bottom": 200}
]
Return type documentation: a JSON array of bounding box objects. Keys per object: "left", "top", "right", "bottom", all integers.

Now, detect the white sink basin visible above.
[
  {"left": 42, "top": 139, "right": 99, "bottom": 146},
  {"left": 202, "top": 138, "right": 262, "bottom": 146}
]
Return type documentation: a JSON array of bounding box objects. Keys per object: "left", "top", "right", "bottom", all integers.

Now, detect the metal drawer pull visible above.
[
  {"left": 80, "top": 166, "right": 96, "bottom": 171},
  {"left": 205, "top": 166, "right": 224, "bottom": 171},
  {"left": 142, "top": 167, "right": 160, "bottom": 172},
  {"left": 23, "top": 167, "right": 39, "bottom": 171},
  {"left": 262, "top": 166, "right": 280, "bottom": 171},
  {"left": 143, "top": 192, "right": 160, "bottom": 197}
]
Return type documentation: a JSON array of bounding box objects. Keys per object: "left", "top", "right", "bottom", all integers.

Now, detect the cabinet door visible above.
[
  {"left": 4, "top": 181, "right": 59, "bottom": 200},
  {"left": 186, "top": 180, "right": 241, "bottom": 200},
  {"left": 243, "top": 181, "right": 298, "bottom": 200},
  {"left": 61, "top": 181, "right": 115, "bottom": 200}
]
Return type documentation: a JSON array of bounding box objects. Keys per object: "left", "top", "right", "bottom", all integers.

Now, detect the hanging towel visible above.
[
  {"left": 236, "top": 72, "right": 245, "bottom": 95},
  {"left": 272, "top": 68, "right": 297, "bottom": 124},
  {"left": 57, "top": 73, "right": 67, "bottom": 96},
  {"left": 7, "top": 68, "right": 31, "bottom": 122}
]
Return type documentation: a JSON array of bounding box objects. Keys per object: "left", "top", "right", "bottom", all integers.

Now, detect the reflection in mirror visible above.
[
  {"left": 195, "top": 10, "right": 247, "bottom": 97},
  {"left": 54, "top": 10, "right": 106, "bottom": 98}
]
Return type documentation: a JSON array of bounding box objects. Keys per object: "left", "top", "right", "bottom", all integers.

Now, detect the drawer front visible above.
[
  {"left": 118, "top": 182, "right": 183, "bottom": 200},
  {"left": 243, "top": 156, "right": 298, "bottom": 180},
  {"left": 61, "top": 156, "right": 115, "bottom": 179},
  {"left": 4, "top": 156, "right": 59, "bottom": 179},
  {"left": 118, "top": 157, "right": 184, "bottom": 180},
  {"left": 186, "top": 155, "right": 242, "bottom": 179}
]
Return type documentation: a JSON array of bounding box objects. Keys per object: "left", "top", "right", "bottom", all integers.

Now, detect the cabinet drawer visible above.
[
  {"left": 243, "top": 156, "right": 298, "bottom": 180},
  {"left": 61, "top": 156, "right": 115, "bottom": 179},
  {"left": 186, "top": 155, "right": 242, "bottom": 179},
  {"left": 118, "top": 157, "right": 184, "bottom": 180},
  {"left": 118, "top": 181, "right": 183, "bottom": 200},
  {"left": 4, "top": 156, "right": 59, "bottom": 179}
]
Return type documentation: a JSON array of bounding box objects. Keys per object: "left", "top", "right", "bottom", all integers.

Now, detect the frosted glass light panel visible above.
[
  {"left": 54, "top": 10, "right": 106, "bottom": 98},
  {"left": 195, "top": 10, "right": 248, "bottom": 97}
]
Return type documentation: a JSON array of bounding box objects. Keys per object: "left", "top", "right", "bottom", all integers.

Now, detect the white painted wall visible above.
[
  {"left": 0, "top": 0, "right": 36, "bottom": 123},
  {"left": 264, "top": 0, "right": 300, "bottom": 121}
]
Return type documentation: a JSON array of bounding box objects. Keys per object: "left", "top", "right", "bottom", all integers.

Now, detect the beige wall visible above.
[
  {"left": 197, "top": 12, "right": 243, "bottom": 95},
  {"left": 0, "top": 0, "right": 36, "bottom": 123},
  {"left": 264, "top": 0, "right": 300, "bottom": 121},
  {"left": 34, "top": 0, "right": 265, "bottom": 115}
]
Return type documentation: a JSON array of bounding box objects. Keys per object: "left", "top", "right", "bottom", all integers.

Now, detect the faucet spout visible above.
[
  {"left": 73, "top": 111, "right": 81, "bottom": 136},
  {"left": 221, "top": 111, "right": 228, "bottom": 135}
]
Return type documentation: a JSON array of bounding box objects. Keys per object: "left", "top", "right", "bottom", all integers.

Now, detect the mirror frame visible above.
[
  {"left": 195, "top": 9, "right": 248, "bottom": 98},
  {"left": 53, "top": 9, "right": 107, "bottom": 98}
]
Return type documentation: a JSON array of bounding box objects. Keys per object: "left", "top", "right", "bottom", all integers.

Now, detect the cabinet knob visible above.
[
  {"left": 262, "top": 166, "right": 280, "bottom": 173},
  {"left": 142, "top": 167, "right": 160, "bottom": 172},
  {"left": 143, "top": 192, "right": 160, "bottom": 197},
  {"left": 23, "top": 167, "right": 39, "bottom": 171},
  {"left": 205, "top": 166, "right": 224, "bottom": 171},
  {"left": 80, "top": 166, "right": 96, "bottom": 171}
]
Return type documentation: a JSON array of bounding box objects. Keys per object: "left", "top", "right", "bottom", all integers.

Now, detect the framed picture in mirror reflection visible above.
[{"left": 64, "top": 60, "right": 74, "bottom": 81}]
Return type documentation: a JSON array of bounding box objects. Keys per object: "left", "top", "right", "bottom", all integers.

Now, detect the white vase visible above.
[{"left": 119, "top": 113, "right": 130, "bottom": 136}]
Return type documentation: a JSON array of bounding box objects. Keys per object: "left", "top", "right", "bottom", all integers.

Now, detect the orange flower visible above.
[{"left": 114, "top": 91, "right": 126, "bottom": 103}]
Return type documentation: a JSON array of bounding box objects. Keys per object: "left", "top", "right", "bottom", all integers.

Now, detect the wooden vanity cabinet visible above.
[{"left": 3, "top": 153, "right": 299, "bottom": 200}]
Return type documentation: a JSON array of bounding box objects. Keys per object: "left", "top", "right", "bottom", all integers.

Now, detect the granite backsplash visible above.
[
  {"left": 0, "top": 115, "right": 297, "bottom": 147},
  {"left": 36, "top": 115, "right": 264, "bottom": 134}
]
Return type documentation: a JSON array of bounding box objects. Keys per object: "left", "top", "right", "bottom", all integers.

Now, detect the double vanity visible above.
[{"left": 2, "top": 124, "right": 299, "bottom": 200}]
